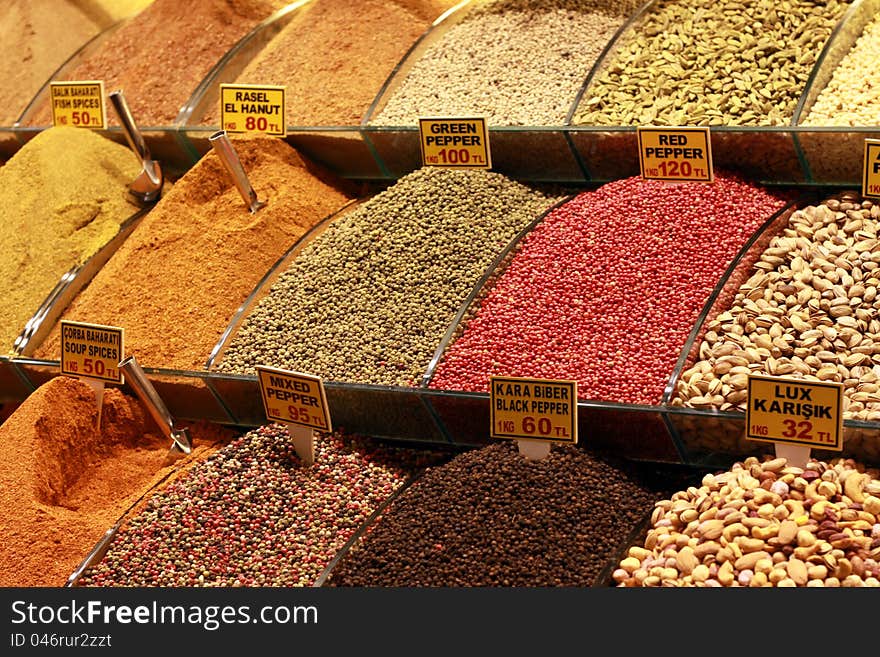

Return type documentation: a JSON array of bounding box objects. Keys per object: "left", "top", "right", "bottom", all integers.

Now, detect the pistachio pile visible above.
[
  {"left": 674, "top": 192, "right": 880, "bottom": 424},
  {"left": 613, "top": 456, "right": 880, "bottom": 587},
  {"left": 573, "top": 0, "right": 851, "bottom": 126}
]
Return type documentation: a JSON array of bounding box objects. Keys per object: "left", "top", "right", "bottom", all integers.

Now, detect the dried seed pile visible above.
[
  {"left": 613, "top": 455, "right": 880, "bottom": 587},
  {"left": 802, "top": 15, "right": 880, "bottom": 126},
  {"left": 574, "top": 0, "right": 851, "bottom": 126},
  {"left": 371, "top": 0, "right": 643, "bottom": 126},
  {"left": 674, "top": 192, "right": 880, "bottom": 422},
  {"left": 429, "top": 173, "right": 789, "bottom": 404},
  {"left": 328, "top": 441, "right": 689, "bottom": 586},
  {"left": 78, "top": 427, "right": 439, "bottom": 587},
  {"left": 215, "top": 167, "right": 562, "bottom": 386}
]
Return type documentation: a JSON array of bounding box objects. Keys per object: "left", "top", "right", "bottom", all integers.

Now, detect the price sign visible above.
[
  {"left": 746, "top": 374, "right": 843, "bottom": 451},
  {"left": 59, "top": 320, "right": 124, "bottom": 384},
  {"left": 637, "top": 126, "right": 713, "bottom": 182},
  {"left": 490, "top": 376, "right": 577, "bottom": 444},
  {"left": 220, "top": 84, "right": 286, "bottom": 137},
  {"left": 49, "top": 81, "right": 107, "bottom": 129},
  {"left": 418, "top": 117, "right": 491, "bottom": 169},
  {"left": 862, "top": 139, "right": 880, "bottom": 198},
  {"left": 256, "top": 366, "right": 331, "bottom": 432}
]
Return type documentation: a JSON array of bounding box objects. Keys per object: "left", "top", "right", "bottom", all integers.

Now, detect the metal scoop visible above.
[
  {"left": 119, "top": 354, "right": 192, "bottom": 457},
  {"left": 209, "top": 130, "right": 266, "bottom": 213},
  {"left": 108, "top": 89, "right": 163, "bottom": 205}
]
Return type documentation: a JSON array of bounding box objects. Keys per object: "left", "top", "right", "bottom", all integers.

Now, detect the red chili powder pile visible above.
[
  {"left": 0, "top": 375, "right": 234, "bottom": 587},
  {"left": 27, "top": 0, "right": 288, "bottom": 126},
  {"left": 35, "top": 137, "right": 356, "bottom": 371},
  {"left": 201, "top": 0, "right": 458, "bottom": 126}
]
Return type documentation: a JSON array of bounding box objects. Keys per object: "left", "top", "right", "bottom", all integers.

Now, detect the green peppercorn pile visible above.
[{"left": 215, "top": 167, "right": 563, "bottom": 386}]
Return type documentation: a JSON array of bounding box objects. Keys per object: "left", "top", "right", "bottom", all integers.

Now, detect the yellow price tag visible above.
[
  {"left": 256, "top": 366, "right": 331, "bottom": 432},
  {"left": 490, "top": 376, "right": 577, "bottom": 444},
  {"left": 220, "top": 84, "right": 286, "bottom": 137},
  {"left": 49, "top": 81, "right": 106, "bottom": 129},
  {"left": 862, "top": 139, "right": 880, "bottom": 198},
  {"left": 418, "top": 117, "right": 491, "bottom": 169},
  {"left": 637, "top": 126, "right": 713, "bottom": 182},
  {"left": 60, "top": 320, "right": 124, "bottom": 384},
  {"left": 746, "top": 374, "right": 843, "bottom": 451}
]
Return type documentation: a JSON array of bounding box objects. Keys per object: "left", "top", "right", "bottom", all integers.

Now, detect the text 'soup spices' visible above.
[
  {"left": 27, "top": 0, "right": 288, "bottom": 126},
  {"left": 215, "top": 166, "right": 564, "bottom": 386},
  {"left": 35, "top": 137, "right": 355, "bottom": 371},
  {"left": 202, "top": 0, "right": 458, "bottom": 127},
  {"left": 429, "top": 173, "right": 790, "bottom": 405},
  {"left": 0, "top": 376, "right": 234, "bottom": 587},
  {"left": 0, "top": 126, "right": 141, "bottom": 353}
]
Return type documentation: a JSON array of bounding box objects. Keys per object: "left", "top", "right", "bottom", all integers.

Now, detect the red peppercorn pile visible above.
[
  {"left": 76, "top": 427, "right": 444, "bottom": 587},
  {"left": 429, "top": 173, "right": 790, "bottom": 404}
]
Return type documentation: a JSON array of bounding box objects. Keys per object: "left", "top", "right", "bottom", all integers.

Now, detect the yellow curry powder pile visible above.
[{"left": 0, "top": 126, "right": 141, "bottom": 352}]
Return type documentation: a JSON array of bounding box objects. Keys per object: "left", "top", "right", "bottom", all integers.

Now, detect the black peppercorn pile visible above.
[
  {"left": 77, "top": 426, "right": 445, "bottom": 587},
  {"left": 327, "top": 441, "right": 693, "bottom": 586}
]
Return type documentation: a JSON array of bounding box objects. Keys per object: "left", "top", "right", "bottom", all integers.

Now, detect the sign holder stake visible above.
[
  {"left": 286, "top": 423, "right": 315, "bottom": 467},
  {"left": 774, "top": 442, "right": 812, "bottom": 470},
  {"left": 84, "top": 378, "right": 105, "bottom": 429},
  {"left": 516, "top": 438, "right": 551, "bottom": 461}
]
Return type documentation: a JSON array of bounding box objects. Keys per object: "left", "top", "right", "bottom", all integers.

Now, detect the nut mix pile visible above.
[
  {"left": 574, "top": 0, "right": 851, "bottom": 126},
  {"left": 613, "top": 456, "right": 880, "bottom": 587},
  {"left": 78, "top": 427, "right": 439, "bottom": 587},
  {"left": 674, "top": 191, "right": 880, "bottom": 422},
  {"left": 328, "top": 441, "right": 687, "bottom": 586}
]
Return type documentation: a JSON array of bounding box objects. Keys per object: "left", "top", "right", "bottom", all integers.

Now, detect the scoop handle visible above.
[{"left": 109, "top": 89, "right": 152, "bottom": 165}]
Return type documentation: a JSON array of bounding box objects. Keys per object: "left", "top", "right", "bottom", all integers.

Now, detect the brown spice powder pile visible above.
[
  {"left": 35, "top": 137, "right": 356, "bottom": 370},
  {"left": 0, "top": 0, "right": 152, "bottom": 126},
  {"left": 0, "top": 376, "right": 234, "bottom": 587},
  {"left": 27, "top": 0, "right": 287, "bottom": 127},
  {"left": 201, "top": 0, "right": 458, "bottom": 126}
]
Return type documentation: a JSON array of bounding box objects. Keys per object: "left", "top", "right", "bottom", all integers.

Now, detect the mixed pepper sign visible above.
[
  {"left": 746, "top": 374, "right": 844, "bottom": 451},
  {"left": 220, "top": 83, "right": 286, "bottom": 137},
  {"left": 256, "top": 366, "right": 331, "bottom": 431},
  {"left": 490, "top": 376, "right": 577, "bottom": 444},
  {"left": 637, "top": 126, "right": 713, "bottom": 183},
  {"left": 418, "top": 117, "right": 491, "bottom": 169},
  {"left": 49, "top": 81, "right": 106, "bottom": 129}
]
